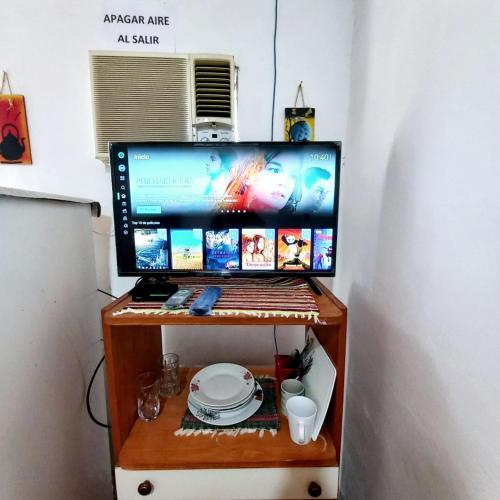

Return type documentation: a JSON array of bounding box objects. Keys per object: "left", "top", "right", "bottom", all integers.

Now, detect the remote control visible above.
[
  {"left": 162, "top": 288, "right": 194, "bottom": 309},
  {"left": 189, "top": 286, "right": 223, "bottom": 316}
]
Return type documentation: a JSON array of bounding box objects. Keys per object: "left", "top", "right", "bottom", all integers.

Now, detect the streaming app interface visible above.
[{"left": 111, "top": 143, "right": 339, "bottom": 274}]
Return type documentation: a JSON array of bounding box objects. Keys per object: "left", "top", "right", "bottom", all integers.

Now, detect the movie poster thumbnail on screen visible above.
[
  {"left": 134, "top": 228, "right": 169, "bottom": 270},
  {"left": 170, "top": 229, "right": 203, "bottom": 270},
  {"left": 241, "top": 229, "right": 275, "bottom": 271},
  {"left": 205, "top": 229, "right": 240, "bottom": 270},
  {"left": 277, "top": 229, "right": 311, "bottom": 271},
  {"left": 312, "top": 228, "right": 334, "bottom": 272}
]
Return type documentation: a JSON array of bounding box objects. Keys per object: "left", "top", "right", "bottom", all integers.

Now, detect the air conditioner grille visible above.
[
  {"left": 194, "top": 60, "right": 232, "bottom": 118},
  {"left": 91, "top": 55, "right": 191, "bottom": 156}
]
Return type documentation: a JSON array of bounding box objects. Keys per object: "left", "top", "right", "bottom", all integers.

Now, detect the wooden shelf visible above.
[
  {"left": 118, "top": 367, "right": 337, "bottom": 470},
  {"left": 102, "top": 278, "right": 347, "bottom": 472}
]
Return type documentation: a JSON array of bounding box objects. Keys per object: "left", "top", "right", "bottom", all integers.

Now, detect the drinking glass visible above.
[
  {"left": 159, "top": 353, "right": 180, "bottom": 397},
  {"left": 136, "top": 371, "right": 160, "bottom": 422}
]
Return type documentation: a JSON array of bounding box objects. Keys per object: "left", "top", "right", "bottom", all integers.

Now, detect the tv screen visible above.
[{"left": 110, "top": 141, "right": 341, "bottom": 276}]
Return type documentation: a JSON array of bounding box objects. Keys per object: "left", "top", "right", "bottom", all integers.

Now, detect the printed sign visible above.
[{"left": 98, "top": 0, "right": 176, "bottom": 51}]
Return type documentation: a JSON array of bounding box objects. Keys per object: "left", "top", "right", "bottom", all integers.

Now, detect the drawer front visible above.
[{"left": 116, "top": 466, "right": 338, "bottom": 500}]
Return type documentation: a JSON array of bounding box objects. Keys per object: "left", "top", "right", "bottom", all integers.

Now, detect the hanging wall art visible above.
[
  {"left": 284, "top": 82, "right": 315, "bottom": 142},
  {"left": 0, "top": 71, "right": 32, "bottom": 164}
]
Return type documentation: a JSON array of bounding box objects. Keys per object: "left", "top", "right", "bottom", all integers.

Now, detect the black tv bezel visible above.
[{"left": 110, "top": 141, "right": 341, "bottom": 278}]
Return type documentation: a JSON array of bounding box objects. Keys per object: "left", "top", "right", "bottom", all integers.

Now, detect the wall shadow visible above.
[{"left": 340, "top": 287, "right": 473, "bottom": 500}]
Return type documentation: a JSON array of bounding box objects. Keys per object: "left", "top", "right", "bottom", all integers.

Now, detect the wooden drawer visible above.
[{"left": 115, "top": 466, "right": 339, "bottom": 499}]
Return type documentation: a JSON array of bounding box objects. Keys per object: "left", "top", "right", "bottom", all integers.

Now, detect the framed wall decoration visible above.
[
  {"left": 0, "top": 72, "right": 32, "bottom": 164},
  {"left": 284, "top": 82, "right": 315, "bottom": 142}
]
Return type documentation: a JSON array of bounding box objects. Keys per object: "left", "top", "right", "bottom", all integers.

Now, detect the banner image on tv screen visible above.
[
  {"left": 127, "top": 145, "right": 336, "bottom": 215},
  {"left": 110, "top": 141, "right": 341, "bottom": 277}
]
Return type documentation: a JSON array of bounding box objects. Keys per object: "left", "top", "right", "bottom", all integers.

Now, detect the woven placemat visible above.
[
  {"left": 113, "top": 277, "right": 320, "bottom": 322},
  {"left": 174, "top": 377, "right": 279, "bottom": 437}
]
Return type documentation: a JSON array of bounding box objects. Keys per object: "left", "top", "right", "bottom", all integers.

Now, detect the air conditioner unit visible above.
[{"left": 89, "top": 51, "right": 236, "bottom": 162}]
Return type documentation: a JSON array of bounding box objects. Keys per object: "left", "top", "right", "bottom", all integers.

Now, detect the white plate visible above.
[
  {"left": 190, "top": 363, "right": 255, "bottom": 408},
  {"left": 190, "top": 379, "right": 257, "bottom": 411},
  {"left": 193, "top": 382, "right": 257, "bottom": 412},
  {"left": 188, "top": 385, "right": 255, "bottom": 414},
  {"left": 188, "top": 381, "right": 263, "bottom": 426}
]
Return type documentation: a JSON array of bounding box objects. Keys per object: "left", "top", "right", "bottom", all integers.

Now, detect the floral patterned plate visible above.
[
  {"left": 189, "top": 382, "right": 257, "bottom": 413},
  {"left": 188, "top": 381, "right": 263, "bottom": 426},
  {"left": 189, "top": 363, "right": 255, "bottom": 408}
]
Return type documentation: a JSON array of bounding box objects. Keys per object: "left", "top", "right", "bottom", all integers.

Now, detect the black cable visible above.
[
  {"left": 86, "top": 355, "right": 110, "bottom": 429},
  {"left": 97, "top": 288, "right": 118, "bottom": 300},
  {"left": 271, "top": 0, "right": 279, "bottom": 141},
  {"left": 85, "top": 288, "right": 117, "bottom": 429}
]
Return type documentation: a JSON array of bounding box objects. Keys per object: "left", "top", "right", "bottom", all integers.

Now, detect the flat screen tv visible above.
[{"left": 110, "top": 141, "right": 341, "bottom": 277}]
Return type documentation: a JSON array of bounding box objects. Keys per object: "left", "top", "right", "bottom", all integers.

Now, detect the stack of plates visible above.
[{"left": 188, "top": 363, "right": 263, "bottom": 426}]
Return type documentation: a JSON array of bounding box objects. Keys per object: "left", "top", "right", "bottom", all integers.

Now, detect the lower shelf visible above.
[{"left": 118, "top": 367, "right": 337, "bottom": 470}]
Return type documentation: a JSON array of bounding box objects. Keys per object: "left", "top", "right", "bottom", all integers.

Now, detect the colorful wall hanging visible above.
[
  {"left": 0, "top": 72, "right": 32, "bottom": 164},
  {"left": 284, "top": 82, "right": 315, "bottom": 142}
]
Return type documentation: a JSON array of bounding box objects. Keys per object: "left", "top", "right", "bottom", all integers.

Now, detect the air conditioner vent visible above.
[
  {"left": 90, "top": 54, "right": 191, "bottom": 158},
  {"left": 194, "top": 60, "right": 232, "bottom": 118}
]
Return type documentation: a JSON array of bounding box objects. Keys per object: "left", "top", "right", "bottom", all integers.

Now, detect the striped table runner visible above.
[{"left": 113, "top": 277, "right": 320, "bottom": 321}]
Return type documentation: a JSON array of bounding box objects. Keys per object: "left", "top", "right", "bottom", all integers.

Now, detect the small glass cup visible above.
[
  {"left": 159, "top": 353, "right": 180, "bottom": 397},
  {"left": 136, "top": 371, "right": 160, "bottom": 422}
]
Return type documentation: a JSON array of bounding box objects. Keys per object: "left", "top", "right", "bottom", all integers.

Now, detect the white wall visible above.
[
  {"left": 0, "top": 0, "right": 353, "bottom": 365},
  {"left": 337, "top": 1, "right": 500, "bottom": 498},
  {"left": 0, "top": 195, "right": 111, "bottom": 500}
]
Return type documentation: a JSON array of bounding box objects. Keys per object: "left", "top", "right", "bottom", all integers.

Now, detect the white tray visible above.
[{"left": 301, "top": 328, "right": 337, "bottom": 441}]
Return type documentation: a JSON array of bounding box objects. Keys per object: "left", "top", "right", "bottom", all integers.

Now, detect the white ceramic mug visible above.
[
  {"left": 286, "top": 395, "right": 317, "bottom": 445},
  {"left": 280, "top": 379, "right": 305, "bottom": 416}
]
